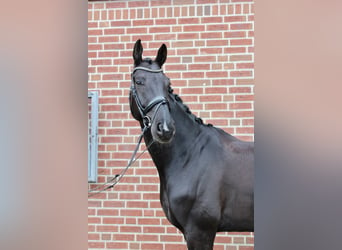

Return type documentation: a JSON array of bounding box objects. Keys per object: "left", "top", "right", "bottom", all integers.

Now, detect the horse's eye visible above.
[{"left": 135, "top": 79, "right": 144, "bottom": 85}]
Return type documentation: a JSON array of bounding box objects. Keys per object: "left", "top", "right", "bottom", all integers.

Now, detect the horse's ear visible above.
[
  {"left": 155, "top": 44, "right": 167, "bottom": 67},
  {"left": 133, "top": 39, "right": 143, "bottom": 66}
]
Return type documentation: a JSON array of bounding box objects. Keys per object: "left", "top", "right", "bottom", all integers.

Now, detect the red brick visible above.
[
  {"left": 229, "top": 87, "right": 251, "bottom": 93},
  {"left": 231, "top": 23, "right": 253, "bottom": 30},
  {"left": 104, "top": 28, "right": 124, "bottom": 35},
  {"left": 142, "top": 176, "right": 160, "bottom": 183},
  {"left": 212, "top": 79, "right": 234, "bottom": 85},
  {"left": 231, "top": 38, "right": 253, "bottom": 46},
  {"left": 97, "top": 225, "right": 118, "bottom": 233},
  {"left": 173, "top": 0, "right": 194, "bottom": 4},
  {"left": 165, "top": 244, "right": 187, "bottom": 250},
  {"left": 149, "top": 26, "right": 171, "bottom": 33},
  {"left": 91, "top": 59, "right": 112, "bottom": 65},
  {"left": 199, "top": 95, "right": 222, "bottom": 102},
  {"left": 206, "top": 71, "right": 228, "bottom": 78},
  {"left": 176, "top": 48, "right": 198, "bottom": 55},
  {"left": 120, "top": 226, "right": 142, "bottom": 233},
  {"left": 97, "top": 209, "right": 118, "bottom": 216},
  {"left": 183, "top": 25, "right": 205, "bottom": 32},
  {"left": 205, "top": 87, "right": 228, "bottom": 94},
  {"left": 106, "top": 242, "right": 129, "bottom": 249},
  {"left": 110, "top": 20, "right": 131, "bottom": 27},
  {"left": 188, "top": 64, "right": 210, "bottom": 71},
  {"left": 236, "top": 111, "right": 254, "bottom": 118},
  {"left": 229, "top": 103, "right": 252, "bottom": 109},
  {"left": 194, "top": 55, "right": 216, "bottom": 62},
  {"left": 237, "top": 63, "right": 254, "bottom": 69},
  {"left": 138, "top": 218, "right": 161, "bottom": 225},
  {"left": 224, "top": 15, "right": 246, "bottom": 22},
  {"left": 126, "top": 201, "right": 149, "bottom": 208},
  {"left": 127, "top": 27, "right": 148, "bottom": 34},
  {"left": 182, "top": 71, "right": 205, "bottom": 78},
  {"left": 201, "top": 16, "right": 223, "bottom": 23},
  {"left": 201, "top": 32, "right": 223, "bottom": 39},
  {"left": 106, "top": 2, "right": 126, "bottom": 8},
  {"left": 127, "top": 1, "right": 149, "bottom": 7},
  {"left": 242, "top": 119, "right": 254, "bottom": 126},
  {"left": 88, "top": 44, "right": 102, "bottom": 51},
  {"left": 166, "top": 64, "right": 187, "bottom": 71},
  {"left": 132, "top": 19, "right": 154, "bottom": 26},
  {"left": 236, "top": 127, "right": 254, "bottom": 134},
  {"left": 206, "top": 24, "right": 228, "bottom": 31},
  {"left": 155, "top": 18, "right": 176, "bottom": 25},
  {"left": 103, "top": 201, "right": 125, "bottom": 208},
  {"left": 88, "top": 242, "right": 105, "bottom": 248},
  {"left": 229, "top": 55, "right": 252, "bottom": 61},
  {"left": 230, "top": 70, "right": 253, "bottom": 77},
  {"left": 172, "top": 40, "right": 194, "bottom": 48},
  {"left": 88, "top": 29, "right": 103, "bottom": 36},
  {"left": 178, "top": 17, "right": 200, "bottom": 24},
  {"left": 135, "top": 168, "right": 158, "bottom": 176},
  {"left": 102, "top": 75, "right": 124, "bottom": 82},
  {"left": 201, "top": 47, "right": 223, "bottom": 54},
  {"left": 137, "top": 184, "right": 159, "bottom": 192},
  {"left": 119, "top": 193, "right": 141, "bottom": 200},
  {"left": 151, "top": 0, "right": 172, "bottom": 6},
  {"left": 137, "top": 234, "right": 159, "bottom": 242},
  {"left": 141, "top": 243, "right": 164, "bottom": 250},
  {"left": 239, "top": 246, "right": 254, "bottom": 250},
  {"left": 224, "top": 31, "right": 246, "bottom": 38},
  {"left": 103, "top": 217, "right": 124, "bottom": 224},
  {"left": 143, "top": 193, "right": 160, "bottom": 200},
  {"left": 161, "top": 235, "right": 184, "bottom": 242},
  {"left": 143, "top": 226, "right": 166, "bottom": 234},
  {"left": 224, "top": 47, "right": 246, "bottom": 53},
  {"left": 98, "top": 51, "right": 118, "bottom": 58},
  {"left": 212, "top": 111, "right": 234, "bottom": 118},
  {"left": 207, "top": 39, "right": 228, "bottom": 47},
  {"left": 155, "top": 33, "right": 177, "bottom": 41},
  {"left": 178, "top": 33, "right": 199, "bottom": 40}
]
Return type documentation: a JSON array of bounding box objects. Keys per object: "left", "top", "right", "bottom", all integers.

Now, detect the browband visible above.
[{"left": 132, "top": 67, "right": 163, "bottom": 74}]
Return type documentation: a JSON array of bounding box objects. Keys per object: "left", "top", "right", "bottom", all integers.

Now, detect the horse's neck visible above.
[{"left": 145, "top": 98, "right": 203, "bottom": 176}]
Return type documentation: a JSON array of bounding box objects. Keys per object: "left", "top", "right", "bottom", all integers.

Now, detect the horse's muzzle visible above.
[{"left": 156, "top": 121, "right": 175, "bottom": 143}]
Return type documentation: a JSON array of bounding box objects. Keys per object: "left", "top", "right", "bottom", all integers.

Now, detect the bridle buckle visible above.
[{"left": 143, "top": 116, "right": 152, "bottom": 128}]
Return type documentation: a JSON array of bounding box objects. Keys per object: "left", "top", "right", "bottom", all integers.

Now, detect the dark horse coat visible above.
[{"left": 129, "top": 39, "right": 254, "bottom": 250}]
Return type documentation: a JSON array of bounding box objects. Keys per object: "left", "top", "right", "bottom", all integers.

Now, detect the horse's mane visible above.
[{"left": 167, "top": 85, "right": 213, "bottom": 127}]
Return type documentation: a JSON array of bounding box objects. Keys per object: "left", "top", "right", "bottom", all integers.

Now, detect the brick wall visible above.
[{"left": 88, "top": 0, "right": 254, "bottom": 249}]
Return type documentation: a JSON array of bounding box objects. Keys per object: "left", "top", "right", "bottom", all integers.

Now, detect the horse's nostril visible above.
[
  {"left": 157, "top": 123, "right": 162, "bottom": 133},
  {"left": 157, "top": 122, "right": 173, "bottom": 137}
]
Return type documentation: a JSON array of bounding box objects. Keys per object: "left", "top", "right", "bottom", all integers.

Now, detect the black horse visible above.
[{"left": 129, "top": 39, "right": 254, "bottom": 250}]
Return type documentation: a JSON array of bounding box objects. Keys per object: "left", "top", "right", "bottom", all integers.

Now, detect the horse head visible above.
[{"left": 129, "top": 39, "right": 175, "bottom": 144}]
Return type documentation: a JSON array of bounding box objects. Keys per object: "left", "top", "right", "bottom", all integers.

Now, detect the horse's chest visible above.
[
  {"left": 159, "top": 178, "right": 197, "bottom": 227},
  {"left": 160, "top": 187, "right": 182, "bottom": 228}
]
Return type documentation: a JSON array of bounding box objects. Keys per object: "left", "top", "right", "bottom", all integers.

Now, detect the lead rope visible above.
[{"left": 88, "top": 126, "right": 153, "bottom": 198}]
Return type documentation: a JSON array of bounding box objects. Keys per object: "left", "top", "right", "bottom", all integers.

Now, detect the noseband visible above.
[{"left": 130, "top": 67, "right": 169, "bottom": 129}]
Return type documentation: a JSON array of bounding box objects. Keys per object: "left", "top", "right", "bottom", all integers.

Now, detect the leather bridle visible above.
[{"left": 130, "top": 66, "right": 170, "bottom": 129}]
